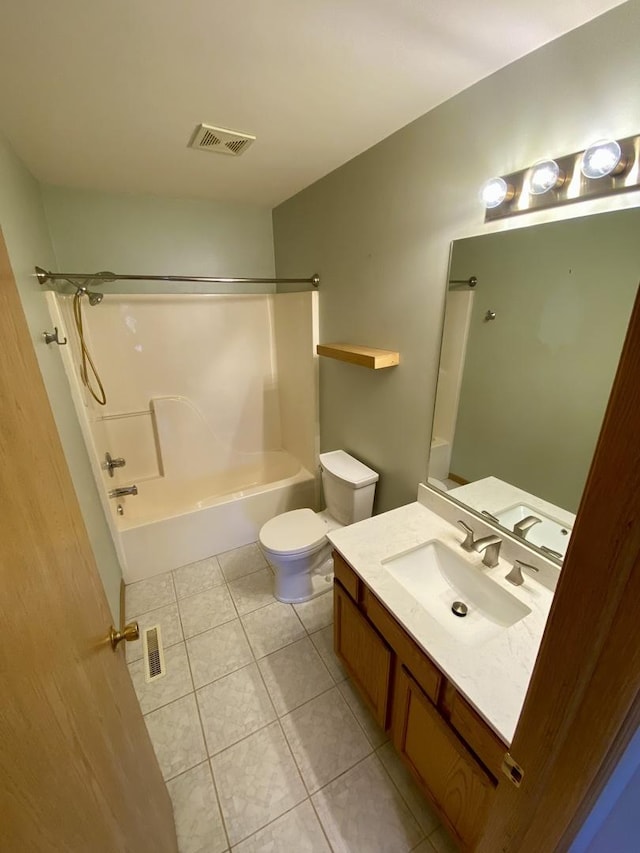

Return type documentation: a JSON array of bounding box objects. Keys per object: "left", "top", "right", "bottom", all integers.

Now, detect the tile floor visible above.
[{"left": 125, "top": 542, "right": 459, "bottom": 853}]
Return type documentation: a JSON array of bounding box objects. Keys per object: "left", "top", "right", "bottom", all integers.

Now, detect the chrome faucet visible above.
[
  {"left": 457, "top": 520, "right": 477, "bottom": 551},
  {"left": 481, "top": 510, "right": 500, "bottom": 524},
  {"left": 108, "top": 485, "right": 138, "bottom": 498},
  {"left": 513, "top": 515, "right": 542, "bottom": 539},
  {"left": 457, "top": 521, "right": 502, "bottom": 567},
  {"left": 505, "top": 559, "right": 540, "bottom": 586},
  {"left": 473, "top": 535, "right": 502, "bottom": 568},
  {"left": 541, "top": 545, "right": 563, "bottom": 560}
]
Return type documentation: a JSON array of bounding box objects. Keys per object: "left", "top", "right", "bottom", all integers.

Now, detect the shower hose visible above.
[{"left": 73, "top": 290, "right": 107, "bottom": 406}]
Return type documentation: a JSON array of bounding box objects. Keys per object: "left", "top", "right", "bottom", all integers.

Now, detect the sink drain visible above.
[{"left": 451, "top": 601, "right": 468, "bottom": 617}]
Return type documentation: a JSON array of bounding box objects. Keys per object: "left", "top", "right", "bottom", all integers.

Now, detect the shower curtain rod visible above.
[{"left": 35, "top": 266, "right": 320, "bottom": 288}]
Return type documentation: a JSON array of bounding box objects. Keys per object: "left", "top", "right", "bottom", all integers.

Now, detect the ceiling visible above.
[{"left": 0, "top": 0, "right": 626, "bottom": 207}]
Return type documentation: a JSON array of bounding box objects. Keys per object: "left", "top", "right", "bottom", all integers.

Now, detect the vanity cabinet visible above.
[
  {"left": 394, "top": 667, "right": 494, "bottom": 848},
  {"left": 333, "top": 550, "right": 506, "bottom": 851},
  {"left": 333, "top": 582, "right": 391, "bottom": 727}
]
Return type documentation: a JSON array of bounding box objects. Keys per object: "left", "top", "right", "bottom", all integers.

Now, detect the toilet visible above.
[{"left": 259, "top": 450, "right": 379, "bottom": 603}]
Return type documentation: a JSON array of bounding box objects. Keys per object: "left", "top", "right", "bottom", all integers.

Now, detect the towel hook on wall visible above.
[{"left": 43, "top": 327, "right": 67, "bottom": 346}]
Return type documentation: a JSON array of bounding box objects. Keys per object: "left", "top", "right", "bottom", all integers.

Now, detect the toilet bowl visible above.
[
  {"left": 259, "top": 508, "right": 339, "bottom": 602},
  {"left": 259, "top": 450, "right": 379, "bottom": 603}
]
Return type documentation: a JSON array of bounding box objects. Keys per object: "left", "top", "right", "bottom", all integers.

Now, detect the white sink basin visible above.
[
  {"left": 494, "top": 503, "right": 572, "bottom": 558},
  {"left": 382, "top": 541, "right": 531, "bottom": 645}
]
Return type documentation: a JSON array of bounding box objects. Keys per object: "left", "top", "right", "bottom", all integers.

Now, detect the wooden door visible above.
[
  {"left": 0, "top": 230, "right": 178, "bottom": 852},
  {"left": 478, "top": 284, "right": 640, "bottom": 851},
  {"left": 334, "top": 581, "right": 392, "bottom": 727}
]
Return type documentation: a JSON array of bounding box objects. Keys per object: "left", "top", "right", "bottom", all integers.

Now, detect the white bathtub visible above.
[
  {"left": 117, "top": 450, "right": 316, "bottom": 582},
  {"left": 46, "top": 291, "right": 319, "bottom": 585}
]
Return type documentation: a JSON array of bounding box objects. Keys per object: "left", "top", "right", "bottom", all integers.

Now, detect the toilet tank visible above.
[{"left": 319, "top": 450, "right": 379, "bottom": 525}]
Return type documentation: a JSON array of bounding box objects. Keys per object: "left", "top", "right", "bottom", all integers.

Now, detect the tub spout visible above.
[{"left": 109, "top": 485, "right": 138, "bottom": 498}]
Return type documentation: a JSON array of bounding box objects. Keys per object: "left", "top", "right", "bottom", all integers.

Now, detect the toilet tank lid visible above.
[{"left": 319, "top": 450, "right": 379, "bottom": 488}]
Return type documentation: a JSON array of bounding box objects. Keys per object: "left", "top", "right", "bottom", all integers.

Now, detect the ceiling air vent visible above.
[{"left": 188, "top": 123, "right": 255, "bottom": 157}]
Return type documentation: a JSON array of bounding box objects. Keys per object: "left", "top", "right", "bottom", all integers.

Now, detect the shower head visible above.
[{"left": 88, "top": 292, "right": 104, "bottom": 306}]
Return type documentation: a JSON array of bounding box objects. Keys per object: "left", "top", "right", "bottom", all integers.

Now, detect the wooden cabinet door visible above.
[
  {"left": 334, "top": 580, "right": 392, "bottom": 727},
  {"left": 0, "top": 232, "right": 177, "bottom": 852},
  {"left": 394, "top": 667, "right": 494, "bottom": 850}
]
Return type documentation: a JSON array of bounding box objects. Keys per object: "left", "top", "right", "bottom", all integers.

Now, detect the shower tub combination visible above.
[
  {"left": 118, "top": 443, "right": 315, "bottom": 582},
  {"left": 47, "top": 289, "right": 318, "bottom": 583}
]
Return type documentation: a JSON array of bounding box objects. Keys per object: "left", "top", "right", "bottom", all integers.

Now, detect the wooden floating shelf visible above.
[{"left": 316, "top": 343, "right": 400, "bottom": 370}]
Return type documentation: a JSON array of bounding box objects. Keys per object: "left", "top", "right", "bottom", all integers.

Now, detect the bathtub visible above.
[
  {"left": 46, "top": 291, "right": 319, "bottom": 584},
  {"left": 117, "top": 450, "right": 316, "bottom": 582}
]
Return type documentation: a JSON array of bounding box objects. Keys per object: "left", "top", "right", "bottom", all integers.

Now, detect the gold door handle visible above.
[{"left": 109, "top": 622, "right": 140, "bottom": 650}]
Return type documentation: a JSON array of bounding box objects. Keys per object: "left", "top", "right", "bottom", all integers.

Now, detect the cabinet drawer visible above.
[
  {"left": 394, "top": 667, "right": 494, "bottom": 850},
  {"left": 333, "top": 551, "right": 360, "bottom": 602},
  {"left": 447, "top": 689, "right": 507, "bottom": 781},
  {"left": 334, "top": 581, "right": 391, "bottom": 728},
  {"left": 362, "top": 586, "right": 441, "bottom": 704}
]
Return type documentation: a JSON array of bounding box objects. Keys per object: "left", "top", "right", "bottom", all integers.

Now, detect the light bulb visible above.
[
  {"left": 529, "top": 160, "right": 563, "bottom": 195},
  {"left": 580, "top": 139, "right": 626, "bottom": 179},
  {"left": 481, "top": 177, "right": 513, "bottom": 209}
]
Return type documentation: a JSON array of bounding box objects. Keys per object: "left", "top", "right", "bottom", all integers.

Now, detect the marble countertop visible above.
[
  {"left": 327, "top": 495, "right": 556, "bottom": 745},
  {"left": 448, "top": 476, "right": 575, "bottom": 528}
]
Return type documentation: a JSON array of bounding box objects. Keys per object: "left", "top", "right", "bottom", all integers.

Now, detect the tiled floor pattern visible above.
[{"left": 125, "top": 543, "right": 459, "bottom": 853}]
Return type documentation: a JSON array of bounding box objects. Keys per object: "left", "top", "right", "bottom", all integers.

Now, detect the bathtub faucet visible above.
[
  {"left": 103, "top": 451, "right": 126, "bottom": 478},
  {"left": 108, "top": 485, "right": 138, "bottom": 499}
]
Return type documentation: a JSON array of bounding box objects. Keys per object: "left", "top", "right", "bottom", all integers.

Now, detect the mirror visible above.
[{"left": 428, "top": 207, "right": 640, "bottom": 561}]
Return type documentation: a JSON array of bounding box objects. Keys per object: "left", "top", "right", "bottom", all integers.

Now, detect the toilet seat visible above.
[{"left": 259, "top": 508, "right": 327, "bottom": 557}]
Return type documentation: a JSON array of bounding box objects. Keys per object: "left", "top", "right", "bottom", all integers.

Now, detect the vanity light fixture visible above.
[
  {"left": 529, "top": 159, "right": 564, "bottom": 195},
  {"left": 580, "top": 139, "right": 628, "bottom": 179},
  {"left": 480, "top": 177, "right": 515, "bottom": 209},
  {"left": 482, "top": 133, "right": 640, "bottom": 221}
]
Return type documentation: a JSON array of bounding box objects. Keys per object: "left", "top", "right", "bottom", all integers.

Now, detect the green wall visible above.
[
  {"left": 272, "top": 1, "right": 640, "bottom": 513},
  {"left": 0, "top": 136, "right": 123, "bottom": 620},
  {"left": 449, "top": 209, "right": 640, "bottom": 513},
  {"left": 42, "top": 186, "right": 275, "bottom": 291}
]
